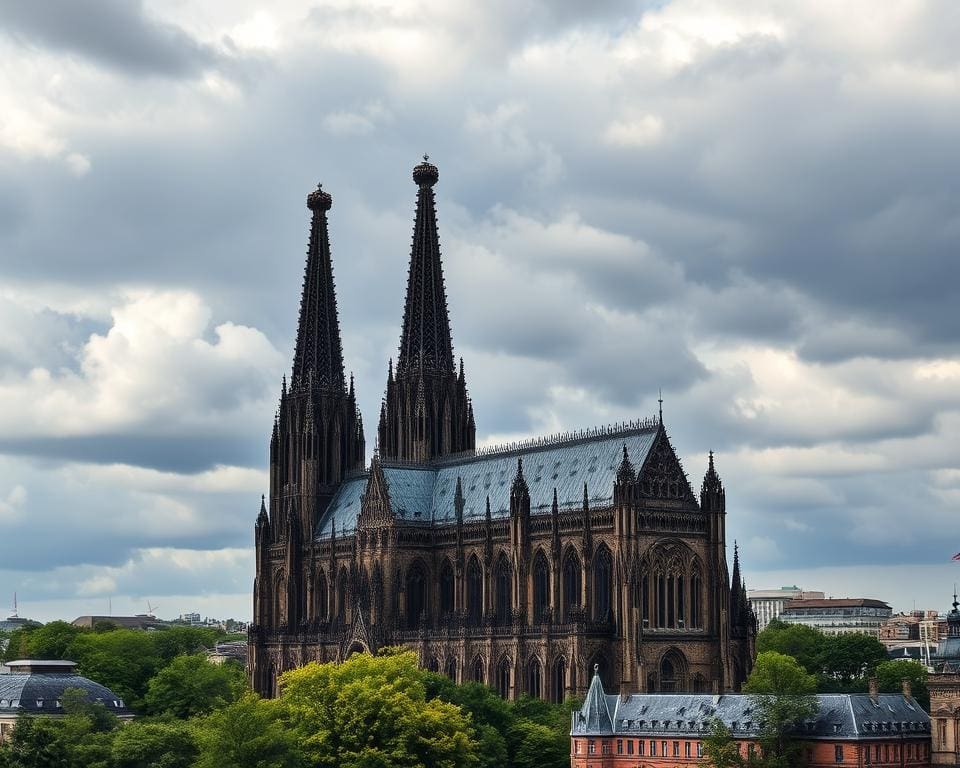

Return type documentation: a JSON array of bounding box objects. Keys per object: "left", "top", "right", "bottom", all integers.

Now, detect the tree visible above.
[
  {"left": 818, "top": 633, "right": 886, "bottom": 689},
  {"left": 743, "top": 651, "right": 819, "bottom": 766},
  {"left": 2, "top": 621, "right": 82, "bottom": 662},
  {"left": 144, "top": 653, "right": 245, "bottom": 718},
  {"left": 110, "top": 721, "right": 197, "bottom": 768},
  {"left": 875, "top": 659, "right": 929, "bottom": 710},
  {"left": 67, "top": 629, "right": 162, "bottom": 711},
  {"left": 2, "top": 715, "right": 70, "bottom": 768},
  {"left": 279, "top": 651, "right": 478, "bottom": 768},
  {"left": 756, "top": 620, "right": 825, "bottom": 677},
  {"left": 151, "top": 626, "right": 221, "bottom": 662},
  {"left": 194, "top": 693, "right": 305, "bottom": 768},
  {"left": 702, "top": 719, "right": 745, "bottom": 768}
]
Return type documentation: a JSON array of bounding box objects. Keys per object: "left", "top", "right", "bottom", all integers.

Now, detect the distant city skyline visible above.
[{"left": 0, "top": 1, "right": 957, "bottom": 623}]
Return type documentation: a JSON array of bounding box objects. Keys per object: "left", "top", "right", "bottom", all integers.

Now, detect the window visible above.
[
  {"left": 495, "top": 556, "right": 512, "bottom": 624},
  {"left": 662, "top": 740, "right": 668, "bottom": 757},
  {"left": 939, "top": 719, "right": 948, "bottom": 743},
  {"left": 617, "top": 740, "right": 623, "bottom": 755},
  {"left": 650, "top": 740, "right": 657, "bottom": 756},
  {"left": 697, "top": 742, "right": 703, "bottom": 758},
  {"left": 594, "top": 546, "right": 612, "bottom": 621},
  {"left": 627, "top": 740, "right": 634, "bottom": 755},
  {"left": 638, "top": 740, "right": 645, "bottom": 756},
  {"left": 885, "top": 745, "right": 890, "bottom": 763},
  {"left": 673, "top": 741, "right": 680, "bottom": 757},
  {"left": 685, "top": 742, "right": 691, "bottom": 758},
  {"left": 496, "top": 658, "right": 511, "bottom": 698},
  {"left": 575, "top": 740, "right": 580, "bottom": 754},
  {"left": 562, "top": 551, "right": 582, "bottom": 621},
  {"left": 875, "top": 745, "right": 881, "bottom": 762},
  {"left": 439, "top": 560, "right": 455, "bottom": 616},
  {"left": 467, "top": 557, "right": 483, "bottom": 624},
  {"left": 588, "top": 740, "right": 595, "bottom": 755},
  {"left": 533, "top": 552, "right": 550, "bottom": 621},
  {"left": 835, "top": 745, "right": 844, "bottom": 763},
  {"left": 865, "top": 744, "right": 871, "bottom": 764}
]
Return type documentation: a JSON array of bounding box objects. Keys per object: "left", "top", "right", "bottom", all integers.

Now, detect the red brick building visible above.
[{"left": 571, "top": 670, "right": 932, "bottom": 767}]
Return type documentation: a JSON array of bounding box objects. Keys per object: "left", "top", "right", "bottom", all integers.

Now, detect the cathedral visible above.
[{"left": 248, "top": 157, "right": 756, "bottom": 700}]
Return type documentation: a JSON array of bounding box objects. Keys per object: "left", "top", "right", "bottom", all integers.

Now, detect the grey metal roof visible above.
[
  {"left": 0, "top": 667, "right": 133, "bottom": 717},
  {"left": 572, "top": 679, "right": 930, "bottom": 740},
  {"left": 317, "top": 427, "right": 659, "bottom": 537}
]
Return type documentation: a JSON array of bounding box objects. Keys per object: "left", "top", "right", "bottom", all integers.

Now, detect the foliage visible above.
[
  {"left": 2, "top": 621, "right": 82, "bottom": 662},
  {"left": 144, "top": 654, "right": 245, "bottom": 718},
  {"left": 280, "top": 651, "right": 478, "bottom": 768},
  {"left": 875, "top": 659, "right": 929, "bottom": 709},
  {"left": 194, "top": 693, "right": 305, "bottom": 768},
  {"left": 67, "top": 630, "right": 162, "bottom": 711},
  {"left": 743, "top": 652, "right": 819, "bottom": 767},
  {"left": 110, "top": 721, "right": 197, "bottom": 768},
  {"left": 702, "top": 718, "right": 745, "bottom": 768},
  {"left": 757, "top": 619, "right": 887, "bottom": 692}
]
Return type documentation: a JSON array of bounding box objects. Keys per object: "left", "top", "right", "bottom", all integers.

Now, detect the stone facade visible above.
[{"left": 247, "top": 158, "right": 756, "bottom": 700}]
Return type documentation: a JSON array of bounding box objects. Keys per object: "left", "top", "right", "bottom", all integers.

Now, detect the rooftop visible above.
[
  {"left": 784, "top": 599, "right": 891, "bottom": 610},
  {"left": 0, "top": 659, "right": 133, "bottom": 719}
]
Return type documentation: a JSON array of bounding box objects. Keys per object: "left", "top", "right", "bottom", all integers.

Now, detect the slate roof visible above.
[
  {"left": 317, "top": 426, "right": 659, "bottom": 538},
  {"left": 572, "top": 675, "right": 930, "bottom": 740},
  {"left": 0, "top": 660, "right": 133, "bottom": 718}
]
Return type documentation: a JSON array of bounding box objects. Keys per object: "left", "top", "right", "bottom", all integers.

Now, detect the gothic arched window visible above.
[
  {"left": 562, "top": 550, "right": 582, "bottom": 622},
  {"left": 527, "top": 657, "right": 542, "bottom": 699},
  {"left": 594, "top": 546, "right": 612, "bottom": 622},
  {"left": 405, "top": 560, "right": 429, "bottom": 629},
  {"left": 533, "top": 551, "right": 550, "bottom": 622},
  {"left": 446, "top": 658, "right": 457, "bottom": 681},
  {"left": 495, "top": 555, "right": 511, "bottom": 625},
  {"left": 467, "top": 555, "right": 483, "bottom": 624},
  {"left": 551, "top": 657, "right": 566, "bottom": 704},
  {"left": 691, "top": 569, "right": 703, "bottom": 629},
  {"left": 497, "top": 657, "right": 511, "bottom": 698},
  {"left": 439, "top": 559, "right": 455, "bottom": 617},
  {"left": 473, "top": 656, "right": 485, "bottom": 684}
]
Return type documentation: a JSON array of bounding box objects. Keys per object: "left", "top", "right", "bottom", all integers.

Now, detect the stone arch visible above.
[
  {"left": 561, "top": 547, "right": 582, "bottom": 621},
  {"left": 532, "top": 549, "right": 551, "bottom": 622},
  {"left": 428, "top": 656, "right": 441, "bottom": 673},
  {"left": 314, "top": 566, "right": 328, "bottom": 622},
  {"left": 551, "top": 656, "right": 567, "bottom": 703},
  {"left": 593, "top": 544, "right": 613, "bottom": 622},
  {"left": 439, "top": 558, "right": 455, "bottom": 617},
  {"left": 495, "top": 553, "right": 512, "bottom": 624},
  {"left": 466, "top": 554, "right": 483, "bottom": 624},
  {"left": 472, "top": 654, "right": 486, "bottom": 684},
  {"left": 446, "top": 657, "right": 457, "bottom": 681},
  {"left": 496, "top": 655, "right": 512, "bottom": 698},
  {"left": 657, "top": 647, "right": 688, "bottom": 692},
  {"left": 526, "top": 654, "right": 543, "bottom": 699},
  {"left": 405, "top": 559, "right": 430, "bottom": 629},
  {"left": 692, "top": 672, "right": 707, "bottom": 693},
  {"left": 272, "top": 568, "right": 286, "bottom": 628}
]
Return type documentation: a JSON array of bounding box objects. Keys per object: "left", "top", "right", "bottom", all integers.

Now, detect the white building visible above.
[
  {"left": 747, "top": 586, "right": 825, "bottom": 632},
  {"left": 780, "top": 598, "right": 892, "bottom": 637}
]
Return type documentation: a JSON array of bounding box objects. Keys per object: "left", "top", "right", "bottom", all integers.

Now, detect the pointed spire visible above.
[
  {"left": 458, "top": 357, "right": 465, "bottom": 383},
  {"left": 349, "top": 372, "right": 355, "bottom": 401},
  {"left": 397, "top": 156, "right": 455, "bottom": 375},
  {"left": 511, "top": 457, "right": 528, "bottom": 494},
  {"left": 292, "top": 183, "right": 346, "bottom": 392},
  {"left": 581, "top": 665, "right": 614, "bottom": 734},
  {"left": 658, "top": 388, "right": 664, "bottom": 424},
  {"left": 616, "top": 444, "right": 635, "bottom": 484},
  {"left": 454, "top": 476, "right": 465, "bottom": 524},
  {"left": 257, "top": 494, "right": 268, "bottom": 525}
]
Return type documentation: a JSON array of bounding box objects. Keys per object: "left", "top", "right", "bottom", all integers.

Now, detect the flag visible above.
[{"left": 953, "top": 552, "right": 960, "bottom": 561}]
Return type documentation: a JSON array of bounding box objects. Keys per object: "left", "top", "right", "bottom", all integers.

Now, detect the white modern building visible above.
[
  {"left": 779, "top": 598, "right": 893, "bottom": 637},
  {"left": 747, "top": 586, "right": 825, "bottom": 631}
]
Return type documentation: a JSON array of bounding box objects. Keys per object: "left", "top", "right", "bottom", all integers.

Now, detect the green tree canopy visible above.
[
  {"left": 702, "top": 718, "right": 745, "bottom": 768},
  {"left": 67, "top": 629, "right": 162, "bottom": 711},
  {"left": 2, "top": 621, "right": 82, "bottom": 662},
  {"left": 194, "top": 693, "right": 304, "bottom": 768},
  {"left": 110, "top": 721, "right": 197, "bottom": 768},
  {"left": 143, "top": 653, "right": 245, "bottom": 718},
  {"left": 279, "top": 651, "right": 478, "bottom": 768},
  {"left": 875, "top": 659, "right": 929, "bottom": 709}
]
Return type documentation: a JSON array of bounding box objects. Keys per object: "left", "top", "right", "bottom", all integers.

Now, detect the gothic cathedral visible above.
[{"left": 248, "top": 157, "right": 756, "bottom": 700}]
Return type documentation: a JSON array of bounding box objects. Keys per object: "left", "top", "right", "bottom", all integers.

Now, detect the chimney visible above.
[
  {"left": 901, "top": 678, "right": 912, "bottom": 699},
  {"left": 868, "top": 677, "right": 879, "bottom": 703}
]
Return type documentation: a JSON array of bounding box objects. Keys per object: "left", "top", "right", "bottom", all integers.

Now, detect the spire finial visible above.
[
  {"left": 658, "top": 388, "right": 664, "bottom": 423},
  {"left": 307, "top": 182, "right": 332, "bottom": 211},
  {"left": 413, "top": 155, "right": 439, "bottom": 187}
]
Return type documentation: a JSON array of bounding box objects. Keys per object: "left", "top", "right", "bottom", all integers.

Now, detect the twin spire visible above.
[{"left": 292, "top": 184, "right": 345, "bottom": 392}]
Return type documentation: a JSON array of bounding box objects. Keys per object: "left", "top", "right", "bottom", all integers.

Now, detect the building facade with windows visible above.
[
  {"left": 930, "top": 593, "right": 960, "bottom": 765},
  {"left": 779, "top": 598, "right": 893, "bottom": 637},
  {"left": 571, "top": 670, "right": 932, "bottom": 768},
  {"left": 747, "top": 587, "right": 825, "bottom": 632},
  {"left": 247, "top": 158, "right": 757, "bottom": 701}
]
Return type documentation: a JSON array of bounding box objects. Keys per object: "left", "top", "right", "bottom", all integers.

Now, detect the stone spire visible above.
[
  {"left": 397, "top": 155, "right": 454, "bottom": 376},
  {"left": 292, "top": 184, "right": 345, "bottom": 391},
  {"left": 378, "top": 157, "right": 476, "bottom": 461}
]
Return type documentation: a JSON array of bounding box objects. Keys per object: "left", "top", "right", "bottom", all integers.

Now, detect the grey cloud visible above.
[{"left": 0, "top": 0, "right": 218, "bottom": 78}]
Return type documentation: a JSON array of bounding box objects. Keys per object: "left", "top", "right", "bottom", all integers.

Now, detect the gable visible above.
[{"left": 636, "top": 429, "right": 697, "bottom": 503}]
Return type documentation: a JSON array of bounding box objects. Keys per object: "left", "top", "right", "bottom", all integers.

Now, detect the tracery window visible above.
[
  {"left": 527, "top": 657, "right": 542, "bottom": 699},
  {"left": 551, "top": 657, "right": 566, "bottom": 703},
  {"left": 533, "top": 551, "right": 550, "bottom": 621},
  {"left": 473, "top": 656, "right": 485, "bottom": 683},
  {"left": 562, "top": 550, "right": 582, "bottom": 621},
  {"left": 467, "top": 556, "right": 483, "bottom": 624},
  {"left": 495, "top": 555, "right": 512, "bottom": 625},
  {"left": 439, "top": 559, "right": 455, "bottom": 617},
  {"left": 336, "top": 567, "right": 348, "bottom": 624},
  {"left": 314, "top": 568, "right": 328, "bottom": 622},
  {"left": 594, "top": 546, "right": 612, "bottom": 622},
  {"left": 497, "top": 657, "right": 511, "bottom": 698},
  {"left": 405, "top": 560, "right": 429, "bottom": 629}
]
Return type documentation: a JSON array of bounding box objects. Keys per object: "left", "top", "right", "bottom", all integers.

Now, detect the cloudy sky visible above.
[{"left": 1, "top": 0, "right": 958, "bottom": 623}]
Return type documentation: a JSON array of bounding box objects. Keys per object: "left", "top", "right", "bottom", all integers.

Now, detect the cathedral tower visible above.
[
  {"left": 255, "top": 184, "right": 364, "bottom": 634},
  {"left": 377, "top": 157, "right": 475, "bottom": 461}
]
